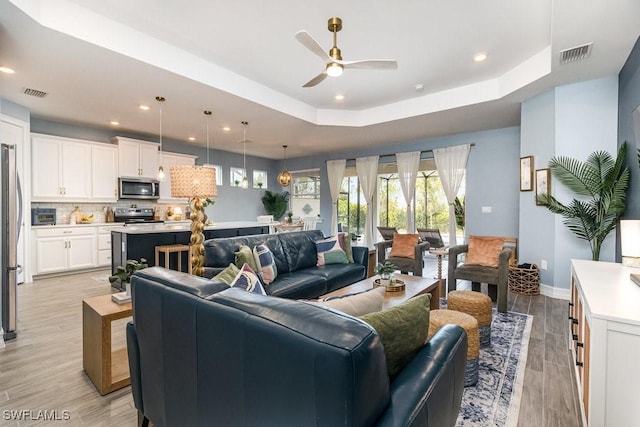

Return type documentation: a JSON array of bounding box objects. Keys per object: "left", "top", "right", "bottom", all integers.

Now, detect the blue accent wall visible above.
[{"left": 619, "top": 36, "right": 640, "bottom": 221}]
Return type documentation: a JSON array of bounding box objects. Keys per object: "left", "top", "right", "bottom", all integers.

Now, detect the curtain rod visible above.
[{"left": 331, "top": 143, "right": 476, "bottom": 163}]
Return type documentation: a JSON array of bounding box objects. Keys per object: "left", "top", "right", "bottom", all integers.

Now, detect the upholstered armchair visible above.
[
  {"left": 448, "top": 236, "right": 515, "bottom": 313},
  {"left": 375, "top": 233, "right": 430, "bottom": 276}
]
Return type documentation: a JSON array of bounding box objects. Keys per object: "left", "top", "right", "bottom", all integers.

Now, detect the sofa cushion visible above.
[
  {"left": 213, "top": 263, "right": 240, "bottom": 285},
  {"left": 230, "top": 263, "right": 266, "bottom": 295},
  {"left": 340, "top": 232, "right": 355, "bottom": 263},
  {"left": 279, "top": 231, "right": 322, "bottom": 272},
  {"left": 389, "top": 233, "right": 419, "bottom": 259},
  {"left": 235, "top": 245, "right": 259, "bottom": 271},
  {"left": 265, "top": 272, "right": 328, "bottom": 299},
  {"left": 316, "top": 235, "right": 349, "bottom": 266},
  {"left": 359, "top": 294, "right": 431, "bottom": 379},
  {"left": 253, "top": 243, "right": 278, "bottom": 285},
  {"left": 465, "top": 236, "right": 504, "bottom": 268},
  {"left": 312, "top": 287, "right": 385, "bottom": 317},
  {"left": 312, "top": 264, "right": 368, "bottom": 293}
]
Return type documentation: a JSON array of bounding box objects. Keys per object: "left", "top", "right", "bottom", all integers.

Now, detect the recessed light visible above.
[
  {"left": 414, "top": 83, "right": 424, "bottom": 92},
  {"left": 139, "top": 105, "right": 150, "bottom": 111},
  {"left": 223, "top": 126, "right": 231, "bottom": 132},
  {"left": 188, "top": 137, "right": 196, "bottom": 141},
  {"left": 0, "top": 66, "right": 15, "bottom": 74},
  {"left": 335, "top": 94, "right": 345, "bottom": 101},
  {"left": 109, "top": 121, "right": 120, "bottom": 126},
  {"left": 474, "top": 52, "right": 488, "bottom": 62}
]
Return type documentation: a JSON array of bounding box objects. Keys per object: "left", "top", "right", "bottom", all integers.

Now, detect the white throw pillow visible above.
[{"left": 311, "top": 287, "right": 385, "bottom": 317}]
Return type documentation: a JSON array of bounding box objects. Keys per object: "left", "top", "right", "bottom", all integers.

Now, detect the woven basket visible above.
[{"left": 508, "top": 264, "right": 540, "bottom": 295}]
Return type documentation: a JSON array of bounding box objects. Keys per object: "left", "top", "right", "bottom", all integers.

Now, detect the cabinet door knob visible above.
[{"left": 576, "top": 342, "right": 584, "bottom": 348}]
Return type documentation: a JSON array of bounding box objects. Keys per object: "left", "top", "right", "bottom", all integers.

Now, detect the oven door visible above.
[{"left": 119, "top": 178, "right": 159, "bottom": 200}]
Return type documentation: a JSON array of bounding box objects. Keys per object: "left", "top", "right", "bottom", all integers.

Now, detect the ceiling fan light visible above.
[
  {"left": 326, "top": 62, "right": 343, "bottom": 77},
  {"left": 278, "top": 171, "right": 292, "bottom": 186}
]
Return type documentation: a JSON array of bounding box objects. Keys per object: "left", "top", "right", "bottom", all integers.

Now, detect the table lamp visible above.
[{"left": 170, "top": 165, "right": 217, "bottom": 276}]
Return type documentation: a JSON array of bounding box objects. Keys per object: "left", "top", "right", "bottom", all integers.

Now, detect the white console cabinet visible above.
[{"left": 570, "top": 259, "right": 640, "bottom": 426}]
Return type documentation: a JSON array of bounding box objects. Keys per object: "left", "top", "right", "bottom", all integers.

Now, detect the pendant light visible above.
[
  {"left": 156, "top": 96, "right": 166, "bottom": 181},
  {"left": 240, "top": 121, "right": 249, "bottom": 189},
  {"left": 204, "top": 110, "right": 212, "bottom": 165},
  {"left": 278, "top": 145, "right": 292, "bottom": 186}
]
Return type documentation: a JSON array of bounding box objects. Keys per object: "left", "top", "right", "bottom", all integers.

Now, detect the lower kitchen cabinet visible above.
[{"left": 34, "top": 227, "right": 97, "bottom": 274}]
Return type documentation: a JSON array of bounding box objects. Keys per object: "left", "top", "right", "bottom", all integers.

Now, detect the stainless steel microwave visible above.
[{"left": 118, "top": 177, "right": 159, "bottom": 200}]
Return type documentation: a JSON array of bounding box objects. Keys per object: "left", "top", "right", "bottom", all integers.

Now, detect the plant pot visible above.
[{"left": 380, "top": 278, "right": 391, "bottom": 287}]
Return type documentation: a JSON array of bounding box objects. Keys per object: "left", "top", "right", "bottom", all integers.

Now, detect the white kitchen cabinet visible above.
[
  {"left": 158, "top": 151, "right": 197, "bottom": 202},
  {"left": 91, "top": 144, "right": 118, "bottom": 201},
  {"left": 97, "top": 225, "right": 120, "bottom": 267},
  {"left": 112, "top": 136, "right": 159, "bottom": 179},
  {"left": 33, "top": 227, "right": 97, "bottom": 274},
  {"left": 570, "top": 259, "right": 640, "bottom": 426},
  {"left": 32, "top": 134, "right": 92, "bottom": 201}
]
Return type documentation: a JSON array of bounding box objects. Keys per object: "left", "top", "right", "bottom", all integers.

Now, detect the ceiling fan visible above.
[{"left": 295, "top": 17, "right": 398, "bottom": 87}]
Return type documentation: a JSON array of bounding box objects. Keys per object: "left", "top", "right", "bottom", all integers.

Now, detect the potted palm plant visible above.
[
  {"left": 261, "top": 190, "right": 290, "bottom": 221},
  {"left": 109, "top": 258, "right": 148, "bottom": 293},
  {"left": 537, "top": 142, "right": 629, "bottom": 261}
]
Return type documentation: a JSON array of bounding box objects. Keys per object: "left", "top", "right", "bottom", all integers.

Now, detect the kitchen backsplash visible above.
[{"left": 31, "top": 201, "right": 192, "bottom": 225}]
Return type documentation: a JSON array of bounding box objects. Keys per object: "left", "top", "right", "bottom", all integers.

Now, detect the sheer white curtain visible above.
[
  {"left": 326, "top": 159, "right": 346, "bottom": 235},
  {"left": 356, "top": 155, "right": 379, "bottom": 248},
  {"left": 433, "top": 145, "right": 470, "bottom": 245},
  {"left": 396, "top": 151, "right": 421, "bottom": 233}
]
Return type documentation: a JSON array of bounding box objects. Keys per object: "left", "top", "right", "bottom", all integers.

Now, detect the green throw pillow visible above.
[
  {"left": 213, "top": 263, "right": 240, "bottom": 284},
  {"left": 235, "top": 245, "right": 258, "bottom": 271},
  {"left": 341, "top": 232, "right": 355, "bottom": 263},
  {"left": 359, "top": 294, "right": 431, "bottom": 379}
]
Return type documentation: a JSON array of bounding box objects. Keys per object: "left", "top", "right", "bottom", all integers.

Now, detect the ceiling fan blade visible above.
[
  {"left": 295, "top": 30, "right": 332, "bottom": 63},
  {"left": 341, "top": 59, "right": 398, "bottom": 70},
  {"left": 302, "top": 71, "right": 328, "bottom": 88}
]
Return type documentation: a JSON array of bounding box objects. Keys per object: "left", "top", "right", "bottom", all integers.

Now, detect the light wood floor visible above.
[{"left": 0, "top": 259, "right": 581, "bottom": 426}]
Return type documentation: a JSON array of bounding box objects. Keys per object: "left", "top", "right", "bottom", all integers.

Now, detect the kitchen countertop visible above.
[{"left": 109, "top": 221, "right": 268, "bottom": 234}]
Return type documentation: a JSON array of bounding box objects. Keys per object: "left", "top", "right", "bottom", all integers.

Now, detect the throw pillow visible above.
[
  {"left": 465, "top": 236, "right": 505, "bottom": 268},
  {"left": 213, "top": 263, "right": 240, "bottom": 285},
  {"left": 316, "top": 235, "right": 349, "bottom": 266},
  {"left": 388, "top": 233, "right": 419, "bottom": 259},
  {"left": 234, "top": 245, "right": 258, "bottom": 271},
  {"left": 253, "top": 243, "right": 278, "bottom": 285},
  {"left": 230, "top": 263, "right": 266, "bottom": 295},
  {"left": 359, "top": 294, "right": 431, "bottom": 379},
  {"left": 312, "top": 287, "right": 385, "bottom": 317},
  {"left": 338, "top": 232, "right": 355, "bottom": 263}
]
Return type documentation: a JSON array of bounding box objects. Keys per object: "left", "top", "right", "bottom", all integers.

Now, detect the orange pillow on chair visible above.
[
  {"left": 465, "top": 236, "right": 504, "bottom": 268},
  {"left": 388, "top": 233, "right": 420, "bottom": 259}
]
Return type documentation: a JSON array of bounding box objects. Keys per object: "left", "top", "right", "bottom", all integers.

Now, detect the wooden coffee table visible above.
[{"left": 321, "top": 274, "right": 441, "bottom": 310}]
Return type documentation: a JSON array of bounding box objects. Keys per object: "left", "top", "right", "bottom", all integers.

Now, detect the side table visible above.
[
  {"left": 429, "top": 247, "right": 449, "bottom": 299},
  {"left": 83, "top": 294, "right": 132, "bottom": 395}
]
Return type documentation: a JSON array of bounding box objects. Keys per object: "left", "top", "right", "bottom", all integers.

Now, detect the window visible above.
[
  {"left": 253, "top": 170, "right": 267, "bottom": 189},
  {"left": 229, "top": 167, "right": 245, "bottom": 187},
  {"left": 210, "top": 165, "right": 223, "bottom": 186},
  {"left": 291, "top": 170, "right": 320, "bottom": 218},
  {"left": 337, "top": 176, "right": 366, "bottom": 239}
]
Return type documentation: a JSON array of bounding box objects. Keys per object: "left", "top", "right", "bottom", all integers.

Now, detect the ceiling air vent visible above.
[
  {"left": 23, "top": 87, "right": 48, "bottom": 98},
  {"left": 560, "top": 43, "right": 593, "bottom": 64}
]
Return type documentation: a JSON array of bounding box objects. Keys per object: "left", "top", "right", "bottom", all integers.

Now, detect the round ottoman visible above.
[
  {"left": 448, "top": 290, "right": 493, "bottom": 347},
  {"left": 428, "top": 309, "right": 479, "bottom": 386}
]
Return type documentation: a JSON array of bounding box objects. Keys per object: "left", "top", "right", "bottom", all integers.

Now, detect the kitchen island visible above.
[{"left": 110, "top": 221, "right": 269, "bottom": 278}]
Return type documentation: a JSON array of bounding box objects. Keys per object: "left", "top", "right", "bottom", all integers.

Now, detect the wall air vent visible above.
[
  {"left": 23, "top": 87, "right": 48, "bottom": 98},
  {"left": 560, "top": 43, "right": 593, "bottom": 64}
]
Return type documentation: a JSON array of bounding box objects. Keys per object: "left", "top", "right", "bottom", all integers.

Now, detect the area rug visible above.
[{"left": 456, "top": 310, "right": 532, "bottom": 427}]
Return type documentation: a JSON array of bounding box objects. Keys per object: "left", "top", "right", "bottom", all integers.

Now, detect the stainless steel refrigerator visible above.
[{"left": 1, "top": 143, "right": 20, "bottom": 340}]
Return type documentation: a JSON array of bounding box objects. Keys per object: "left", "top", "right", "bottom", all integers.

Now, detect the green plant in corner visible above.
[
  {"left": 537, "top": 142, "right": 629, "bottom": 261},
  {"left": 109, "top": 258, "right": 148, "bottom": 289},
  {"left": 261, "top": 190, "right": 290, "bottom": 221}
]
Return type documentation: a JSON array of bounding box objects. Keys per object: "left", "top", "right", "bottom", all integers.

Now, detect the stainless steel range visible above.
[{"left": 114, "top": 207, "right": 163, "bottom": 225}]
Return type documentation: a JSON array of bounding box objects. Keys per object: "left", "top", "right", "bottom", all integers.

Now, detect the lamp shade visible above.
[{"left": 170, "top": 165, "right": 217, "bottom": 199}]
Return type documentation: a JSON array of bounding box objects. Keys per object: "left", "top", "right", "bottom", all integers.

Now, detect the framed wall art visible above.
[
  {"left": 520, "top": 156, "right": 534, "bottom": 191},
  {"left": 535, "top": 168, "right": 551, "bottom": 205}
]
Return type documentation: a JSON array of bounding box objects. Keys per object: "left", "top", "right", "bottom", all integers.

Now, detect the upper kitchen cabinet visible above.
[
  {"left": 32, "top": 134, "right": 92, "bottom": 201},
  {"left": 112, "top": 137, "right": 159, "bottom": 179},
  {"left": 91, "top": 144, "right": 118, "bottom": 202},
  {"left": 158, "top": 151, "right": 197, "bottom": 202}
]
